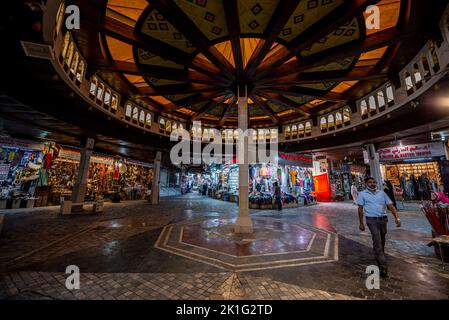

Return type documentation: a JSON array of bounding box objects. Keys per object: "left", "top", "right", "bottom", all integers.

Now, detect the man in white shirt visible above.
[{"left": 357, "top": 177, "right": 401, "bottom": 277}]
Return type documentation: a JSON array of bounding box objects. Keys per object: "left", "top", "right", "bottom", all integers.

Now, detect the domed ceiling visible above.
[{"left": 100, "top": 0, "right": 403, "bottom": 127}]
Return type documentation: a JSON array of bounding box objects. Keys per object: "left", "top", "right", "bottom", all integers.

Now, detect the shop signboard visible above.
[
  {"left": 278, "top": 153, "right": 313, "bottom": 167},
  {"left": 379, "top": 143, "right": 445, "bottom": 161},
  {"left": 0, "top": 138, "right": 45, "bottom": 151}
]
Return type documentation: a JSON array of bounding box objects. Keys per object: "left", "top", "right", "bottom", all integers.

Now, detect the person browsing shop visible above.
[{"left": 357, "top": 177, "right": 401, "bottom": 277}]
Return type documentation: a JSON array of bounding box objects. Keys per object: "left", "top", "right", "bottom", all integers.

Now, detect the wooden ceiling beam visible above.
[
  {"left": 267, "top": 86, "right": 345, "bottom": 103},
  {"left": 254, "top": 91, "right": 310, "bottom": 117},
  {"left": 151, "top": 0, "right": 236, "bottom": 81},
  {"left": 250, "top": 95, "right": 280, "bottom": 125},
  {"left": 223, "top": 0, "right": 244, "bottom": 78},
  {"left": 99, "top": 16, "right": 228, "bottom": 83},
  {"left": 259, "top": 27, "right": 409, "bottom": 81},
  {"left": 253, "top": 0, "right": 382, "bottom": 81},
  {"left": 244, "top": 0, "right": 301, "bottom": 78},
  {"left": 172, "top": 91, "right": 228, "bottom": 111},
  {"left": 192, "top": 93, "right": 234, "bottom": 121},
  {"left": 257, "top": 66, "right": 387, "bottom": 87},
  {"left": 135, "top": 84, "right": 225, "bottom": 97},
  {"left": 219, "top": 97, "right": 237, "bottom": 127},
  {"left": 94, "top": 61, "right": 226, "bottom": 85}
]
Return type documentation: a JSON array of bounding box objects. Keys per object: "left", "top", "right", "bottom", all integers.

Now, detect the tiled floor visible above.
[{"left": 0, "top": 194, "right": 448, "bottom": 300}]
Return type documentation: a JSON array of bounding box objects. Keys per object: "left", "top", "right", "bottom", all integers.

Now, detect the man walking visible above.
[{"left": 357, "top": 177, "right": 401, "bottom": 277}]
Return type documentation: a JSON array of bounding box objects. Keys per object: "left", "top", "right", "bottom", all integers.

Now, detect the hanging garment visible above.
[
  {"left": 289, "top": 170, "right": 297, "bottom": 185},
  {"left": 113, "top": 162, "right": 120, "bottom": 180},
  {"left": 8, "top": 151, "right": 16, "bottom": 162},
  {"left": 43, "top": 152, "right": 52, "bottom": 170}
]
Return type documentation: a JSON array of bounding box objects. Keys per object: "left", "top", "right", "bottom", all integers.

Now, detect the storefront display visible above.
[
  {"left": 382, "top": 162, "right": 442, "bottom": 200},
  {"left": 329, "top": 161, "right": 368, "bottom": 201},
  {"left": 379, "top": 142, "right": 445, "bottom": 200},
  {"left": 0, "top": 140, "right": 153, "bottom": 209}
]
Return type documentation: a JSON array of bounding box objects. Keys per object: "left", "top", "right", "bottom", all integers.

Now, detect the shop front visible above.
[
  {"left": 0, "top": 138, "right": 48, "bottom": 209},
  {"left": 328, "top": 161, "right": 368, "bottom": 201},
  {"left": 379, "top": 142, "right": 446, "bottom": 200},
  {"left": 0, "top": 139, "right": 154, "bottom": 209},
  {"left": 206, "top": 153, "right": 317, "bottom": 209}
]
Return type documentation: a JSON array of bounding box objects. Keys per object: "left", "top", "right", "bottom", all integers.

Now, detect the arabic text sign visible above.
[{"left": 379, "top": 143, "right": 444, "bottom": 161}]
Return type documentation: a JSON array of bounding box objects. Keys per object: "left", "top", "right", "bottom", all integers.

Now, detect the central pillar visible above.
[
  {"left": 150, "top": 151, "right": 162, "bottom": 205},
  {"left": 234, "top": 86, "right": 253, "bottom": 234},
  {"left": 71, "top": 137, "right": 95, "bottom": 211}
]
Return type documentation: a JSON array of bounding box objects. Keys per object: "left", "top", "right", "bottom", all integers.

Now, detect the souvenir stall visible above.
[
  {"left": 0, "top": 138, "right": 53, "bottom": 209},
  {"left": 379, "top": 143, "right": 445, "bottom": 200},
  {"left": 277, "top": 153, "right": 315, "bottom": 206},
  {"left": 249, "top": 163, "right": 280, "bottom": 209},
  {"left": 328, "top": 161, "right": 368, "bottom": 201}
]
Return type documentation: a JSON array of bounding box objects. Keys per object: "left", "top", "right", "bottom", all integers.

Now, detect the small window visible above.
[
  {"left": 132, "top": 107, "right": 138, "bottom": 121},
  {"left": 386, "top": 86, "right": 394, "bottom": 104},
  {"left": 298, "top": 124, "right": 305, "bottom": 136},
  {"left": 369, "top": 96, "right": 377, "bottom": 112},
  {"left": 145, "top": 113, "right": 152, "bottom": 127},
  {"left": 320, "top": 117, "right": 327, "bottom": 131},
  {"left": 413, "top": 64, "right": 422, "bottom": 88},
  {"left": 327, "top": 114, "right": 335, "bottom": 128},
  {"left": 252, "top": 129, "right": 258, "bottom": 142},
  {"left": 125, "top": 103, "right": 132, "bottom": 118},
  {"left": 65, "top": 42, "right": 74, "bottom": 66},
  {"left": 429, "top": 42, "right": 440, "bottom": 72},
  {"left": 203, "top": 128, "right": 210, "bottom": 141},
  {"left": 104, "top": 89, "right": 111, "bottom": 106},
  {"left": 377, "top": 91, "right": 385, "bottom": 108},
  {"left": 335, "top": 112, "right": 343, "bottom": 126},
  {"left": 265, "top": 129, "right": 270, "bottom": 141},
  {"left": 159, "top": 118, "right": 165, "bottom": 132},
  {"left": 70, "top": 52, "right": 79, "bottom": 74},
  {"left": 405, "top": 71, "right": 413, "bottom": 92},
  {"left": 291, "top": 125, "right": 298, "bottom": 138},
  {"left": 55, "top": 3, "right": 65, "bottom": 36},
  {"left": 172, "top": 122, "right": 177, "bottom": 132},
  {"left": 421, "top": 53, "right": 431, "bottom": 78},
  {"left": 209, "top": 128, "right": 215, "bottom": 140},
  {"left": 343, "top": 108, "right": 351, "bottom": 124},
  {"left": 110, "top": 94, "right": 118, "bottom": 112},
  {"left": 258, "top": 129, "right": 265, "bottom": 141},
  {"left": 270, "top": 128, "right": 278, "bottom": 140},
  {"left": 178, "top": 123, "right": 184, "bottom": 132},
  {"left": 139, "top": 111, "right": 145, "bottom": 124},
  {"left": 89, "top": 77, "right": 97, "bottom": 96},
  {"left": 96, "top": 83, "right": 104, "bottom": 101},
  {"left": 166, "top": 120, "right": 172, "bottom": 133},
  {"left": 62, "top": 33, "right": 70, "bottom": 58},
  {"left": 305, "top": 122, "right": 312, "bottom": 135},
  {"left": 226, "top": 129, "right": 233, "bottom": 142},
  {"left": 285, "top": 126, "right": 291, "bottom": 139},
  {"left": 360, "top": 100, "right": 368, "bottom": 117},
  {"left": 76, "top": 60, "right": 85, "bottom": 82},
  {"left": 234, "top": 129, "right": 240, "bottom": 141}
]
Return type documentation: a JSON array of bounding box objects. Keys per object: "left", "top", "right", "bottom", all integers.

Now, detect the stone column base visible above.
[{"left": 234, "top": 216, "right": 253, "bottom": 234}]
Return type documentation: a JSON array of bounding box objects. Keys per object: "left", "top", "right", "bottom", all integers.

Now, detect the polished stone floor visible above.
[{"left": 0, "top": 193, "right": 448, "bottom": 300}]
